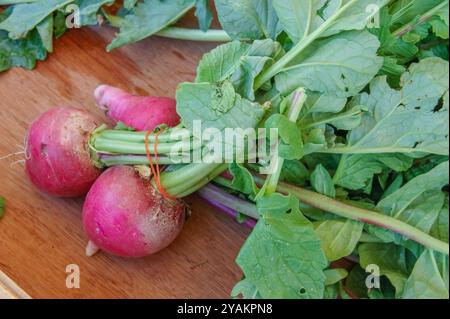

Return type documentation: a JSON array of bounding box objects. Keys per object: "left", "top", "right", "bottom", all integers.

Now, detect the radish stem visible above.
[
  {"left": 99, "top": 154, "right": 181, "bottom": 166},
  {"left": 104, "top": 12, "right": 231, "bottom": 42},
  {"left": 197, "top": 184, "right": 260, "bottom": 220},
  {"left": 393, "top": 0, "right": 449, "bottom": 37},
  {"left": 156, "top": 27, "right": 231, "bottom": 42},
  {"left": 213, "top": 174, "right": 449, "bottom": 254},
  {"left": 257, "top": 176, "right": 449, "bottom": 255}
]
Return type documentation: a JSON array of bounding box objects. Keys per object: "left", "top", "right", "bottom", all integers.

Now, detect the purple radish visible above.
[
  {"left": 94, "top": 84, "right": 180, "bottom": 131},
  {"left": 82, "top": 166, "right": 186, "bottom": 258}
]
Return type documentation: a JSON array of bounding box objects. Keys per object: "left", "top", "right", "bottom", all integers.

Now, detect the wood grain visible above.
[{"left": 0, "top": 23, "right": 250, "bottom": 298}]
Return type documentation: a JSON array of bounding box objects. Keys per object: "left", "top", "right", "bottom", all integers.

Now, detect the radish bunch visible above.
[{"left": 25, "top": 85, "right": 185, "bottom": 258}]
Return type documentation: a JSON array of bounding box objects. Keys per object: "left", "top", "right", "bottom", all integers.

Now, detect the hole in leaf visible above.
[
  {"left": 341, "top": 74, "right": 346, "bottom": 80},
  {"left": 434, "top": 96, "right": 444, "bottom": 112},
  {"left": 344, "top": 87, "right": 349, "bottom": 92},
  {"left": 415, "top": 106, "right": 421, "bottom": 110},
  {"left": 299, "top": 288, "right": 306, "bottom": 295}
]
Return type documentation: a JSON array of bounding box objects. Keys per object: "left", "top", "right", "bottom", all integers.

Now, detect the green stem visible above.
[
  {"left": 98, "top": 128, "right": 191, "bottom": 143},
  {"left": 99, "top": 154, "right": 181, "bottom": 166},
  {"left": 156, "top": 27, "right": 231, "bottom": 42},
  {"left": 262, "top": 89, "right": 307, "bottom": 195},
  {"left": 92, "top": 128, "right": 228, "bottom": 197},
  {"left": 317, "top": 146, "right": 425, "bottom": 154},
  {"left": 104, "top": 13, "right": 230, "bottom": 42},
  {"left": 300, "top": 108, "right": 364, "bottom": 129},
  {"left": 215, "top": 174, "right": 449, "bottom": 254},
  {"left": 393, "top": 0, "right": 449, "bottom": 37},
  {"left": 214, "top": 173, "right": 448, "bottom": 253},
  {"left": 166, "top": 163, "right": 228, "bottom": 197},
  {"left": 93, "top": 136, "right": 196, "bottom": 155},
  {"left": 266, "top": 178, "right": 449, "bottom": 255}
]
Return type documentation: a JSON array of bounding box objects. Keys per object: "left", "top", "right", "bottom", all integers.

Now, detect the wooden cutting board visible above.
[{"left": 0, "top": 23, "right": 250, "bottom": 298}]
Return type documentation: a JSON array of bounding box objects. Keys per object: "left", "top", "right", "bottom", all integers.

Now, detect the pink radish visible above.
[
  {"left": 82, "top": 166, "right": 186, "bottom": 258},
  {"left": 94, "top": 84, "right": 180, "bottom": 131},
  {"left": 25, "top": 107, "right": 101, "bottom": 197}
]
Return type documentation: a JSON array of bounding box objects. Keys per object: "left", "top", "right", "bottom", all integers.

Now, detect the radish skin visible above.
[
  {"left": 94, "top": 85, "right": 180, "bottom": 131},
  {"left": 82, "top": 166, "right": 186, "bottom": 258},
  {"left": 25, "top": 107, "right": 101, "bottom": 197}
]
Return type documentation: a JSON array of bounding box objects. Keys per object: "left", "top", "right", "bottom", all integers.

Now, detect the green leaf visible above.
[
  {"left": 36, "top": 14, "right": 53, "bottom": 52},
  {"left": 1, "top": 10, "right": 47, "bottom": 72},
  {"left": 107, "top": 0, "right": 196, "bottom": 51},
  {"left": 215, "top": 0, "right": 280, "bottom": 41},
  {"left": 231, "top": 279, "right": 261, "bottom": 299},
  {"left": 76, "top": 0, "right": 114, "bottom": 26},
  {"left": 359, "top": 243, "right": 414, "bottom": 297},
  {"left": 437, "top": 1, "right": 449, "bottom": 25},
  {"left": 381, "top": 174, "right": 404, "bottom": 200},
  {"left": 365, "top": 163, "right": 449, "bottom": 253},
  {"left": 324, "top": 268, "right": 348, "bottom": 286},
  {"left": 430, "top": 196, "right": 449, "bottom": 243},
  {"left": 273, "top": 0, "right": 388, "bottom": 44},
  {"left": 176, "top": 81, "right": 266, "bottom": 132},
  {"left": 279, "top": 160, "right": 310, "bottom": 187},
  {"left": 430, "top": 17, "right": 449, "bottom": 39},
  {"left": 275, "top": 30, "right": 383, "bottom": 97},
  {"left": 272, "top": 0, "right": 338, "bottom": 43},
  {"left": 53, "top": 10, "right": 68, "bottom": 38},
  {"left": 300, "top": 104, "right": 365, "bottom": 131},
  {"left": 195, "top": 0, "right": 213, "bottom": 32},
  {"left": 229, "top": 163, "right": 259, "bottom": 196},
  {"left": 323, "top": 283, "right": 340, "bottom": 299},
  {"left": 238, "top": 193, "right": 328, "bottom": 298},
  {"left": 390, "top": 0, "right": 445, "bottom": 28},
  {"left": 265, "top": 113, "right": 303, "bottom": 160},
  {"left": 405, "top": 155, "right": 449, "bottom": 182},
  {"left": 301, "top": 91, "right": 348, "bottom": 115},
  {"left": 230, "top": 40, "right": 282, "bottom": 100},
  {"left": 367, "top": 276, "right": 396, "bottom": 299},
  {"left": 336, "top": 58, "right": 449, "bottom": 156},
  {"left": 376, "top": 161, "right": 449, "bottom": 234},
  {"left": 123, "top": 0, "right": 138, "bottom": 10},
  {"left": 344, "top": 265, "right": 370, "bottom": 298},
  {"left": 333, "top": 153, "right": 413, "bottom": 191},
  {"left": 315, "top": 219, "right": 363, "bottom": 261},
  {"left": 196, "top": 39, "right": 282, "bottom": 100},
  {"left": 196, "top": 41, "right": 252, "bottom": 83},
  {"left": 402, "top": 250, "right": 449, "bottom": 299},
  {"left": 0, "top": 0, "right": 73, "bottom": 39},
  {"left": 311, "top": 164, "right": 335, "bottom": 197}
]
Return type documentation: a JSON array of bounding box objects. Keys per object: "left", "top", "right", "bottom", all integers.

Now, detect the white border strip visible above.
[{"left": 0, "top": 271, "right": 31, "bottom": 299}]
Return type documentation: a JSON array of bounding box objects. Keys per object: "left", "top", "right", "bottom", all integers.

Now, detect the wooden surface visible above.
[{"left": 0, "top": 23, "right": 250, "bottom": 298}]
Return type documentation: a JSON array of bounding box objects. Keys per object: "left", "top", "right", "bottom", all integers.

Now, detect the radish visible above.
[
  {"left": 94, "top": 84, "right": 180, "bottom": 131},
  {"left": 25, "top": 107, "right": 101, "bottom": 197},
  {"left": 82, "top": 166, "right": 186, "bottom": 258}
]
